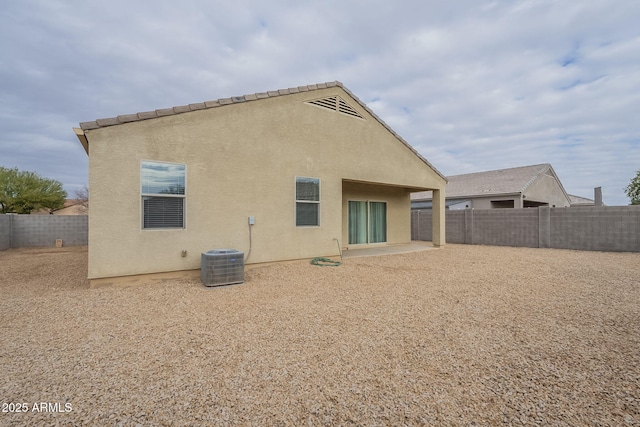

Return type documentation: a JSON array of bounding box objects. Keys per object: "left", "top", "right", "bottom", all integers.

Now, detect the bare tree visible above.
[{"left": 74, "top": 184, "right": 89, "bottom": 214}]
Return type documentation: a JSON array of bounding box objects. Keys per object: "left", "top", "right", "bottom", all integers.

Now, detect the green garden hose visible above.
[
  {"left": 310, "top": 238, "right": 342, "bottom": 266},
  {"left": 310, "top": 257, "right": 341, "bottom": 267}
]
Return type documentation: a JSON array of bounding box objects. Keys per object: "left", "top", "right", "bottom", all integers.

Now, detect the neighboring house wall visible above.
[
  {"left": 524, "top": 172, "right": 571, "bottom": 207},
  {"left": 449, "top": 200, "right": 471, "bottom": 210},
  {"left": 431, "top": 189, "right": 570, "bottom": 210},
  {"left": 0, "top": 214, "right": 88, "bottom": 249},
  {"left": 83, "top": 85, "right": 446, "bottom": 279},
  {"left": 465, "top": 195, "right": 522, "bottom": 210},
  {"left": 412, "top": 206, "right": 640, "bottom": 252}
]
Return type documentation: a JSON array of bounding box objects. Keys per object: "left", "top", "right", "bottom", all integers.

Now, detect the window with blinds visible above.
[
  {"left": 295, "top": 177, "right": 320, "bottom": 226},
  {"left": 141, "top": 161, "right": 186, "bottom": 229}
]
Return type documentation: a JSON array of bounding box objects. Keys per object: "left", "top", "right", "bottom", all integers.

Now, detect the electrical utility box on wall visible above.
[{"left": 200, "top": 249, "right": 245, "bottom": 287}]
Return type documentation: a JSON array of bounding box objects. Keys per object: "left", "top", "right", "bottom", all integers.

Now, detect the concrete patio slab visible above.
[{"left": 341, "top": 241, "right": 437, "bottom": 259}]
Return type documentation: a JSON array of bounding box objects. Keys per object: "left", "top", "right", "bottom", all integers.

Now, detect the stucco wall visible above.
[
  {"left": 470, "top": 196, "right": 521, "bottom": 209},
  {"left": 85, "top": 87, "right": 445, "bottom": 279}
]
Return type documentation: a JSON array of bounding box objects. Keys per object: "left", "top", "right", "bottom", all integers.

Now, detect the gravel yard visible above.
[{"left": 1, "top": 244, "right": 639, "bottom": 426}]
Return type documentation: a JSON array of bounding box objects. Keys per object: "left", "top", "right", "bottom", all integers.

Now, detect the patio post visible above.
[{"left": 432, "top": 188, "right": 446, "bottom": 247}]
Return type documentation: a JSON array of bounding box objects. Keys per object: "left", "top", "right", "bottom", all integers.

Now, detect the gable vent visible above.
[{"left": 306, "top": 96, "right": 364, "bottom": 120}]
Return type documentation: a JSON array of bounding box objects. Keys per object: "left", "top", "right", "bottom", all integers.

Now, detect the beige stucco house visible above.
[
  {"left": 412, "top": 164, "right": 570, "bottom": 210},
  {"left": 74, "top": 81, "right": 447, "bottom": 280}
]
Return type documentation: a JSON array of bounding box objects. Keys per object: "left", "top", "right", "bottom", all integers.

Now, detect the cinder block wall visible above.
[
  {"left": 412, "top": 206, "right": 640, "bottom": 252},
  {"left": 0, "top": 215, "right": 11, "bottom": 250},
  {"left": 472, "top": 208, "right": 539, "bottom": 248},
  {"left": 446, "top": 211, "right": 466, "bottom": 243},
  {"left": 411, "top": 210, "right": 465, "bottom": 243},
  {"left": 550, "top": 206, "right": 640, "bottom": 251},
  {"left": 411, "top": 210, "right": 432, "bottom": 241},
  {"left": 0, "top": 215, "right": 88, "bottom": 249}
]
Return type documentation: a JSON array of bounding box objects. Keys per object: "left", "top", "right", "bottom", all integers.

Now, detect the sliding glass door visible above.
[
  {"left": 348, "top": 201, "right": 367, "bottom": 244},
  {"left": 369, "top": 202, "right": 387, "bottom": 243},
  {"left": 348, "top": 201, "right": 386, "bottom": 244}
]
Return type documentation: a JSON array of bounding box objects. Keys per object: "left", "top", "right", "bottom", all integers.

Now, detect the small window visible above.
[
  {"left": 296, "top": 177, "right": 320, "bottom": 226},
  {"left": 141, "top": 161, "right": 186, "bottom": 229}
]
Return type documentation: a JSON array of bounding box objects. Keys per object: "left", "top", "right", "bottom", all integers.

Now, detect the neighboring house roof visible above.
[
  {"left": 31, "top": 199, "right": 86, "bottom": 215},
  {"left": 412, "top": 163, "right": 568, "bottom": 201},
  {"left": 568, "top": 194, "right": 603, "bottom": 206},
  {"left": 61, "top": 199, "right": 84, "bottom": 208},
  {"left": 75, "top": 81, "right": 446, "bottom": 182},
  {"left": 55, "top": 199, "right": 87, "bottom": 215}
]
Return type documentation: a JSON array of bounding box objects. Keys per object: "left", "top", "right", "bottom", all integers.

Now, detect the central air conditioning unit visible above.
[{"left": 201, "top": 249, "right": 245, "bottom": 287}]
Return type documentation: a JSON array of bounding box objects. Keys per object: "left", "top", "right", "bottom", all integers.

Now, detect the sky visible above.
[{"left": 1, "top": 0, "right": 639, "bottom": 206}]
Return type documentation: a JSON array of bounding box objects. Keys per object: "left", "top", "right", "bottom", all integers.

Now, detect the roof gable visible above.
[{"left": 75, "top": 81, "right": 446, "bottom": 181}]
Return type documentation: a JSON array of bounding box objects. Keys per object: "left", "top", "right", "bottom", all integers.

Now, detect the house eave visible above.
[
  {"left": 73, "top": 128, "right": 88, "bottom": 155},
  {"left": 342, "top": 178, "right": 441, "bottom": 193},
  {"left": 413, "top": 191, "right": 522, "bottom": 202}
]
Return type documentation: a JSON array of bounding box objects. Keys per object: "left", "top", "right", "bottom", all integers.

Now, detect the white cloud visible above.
[{"left": 0, "top": 0, "right": 639, "bottom": 205}]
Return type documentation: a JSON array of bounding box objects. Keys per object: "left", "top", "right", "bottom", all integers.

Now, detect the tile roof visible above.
[
  {"left": 412, "top": 163, "right": 556, "bottom": 200},
  {"left": 79, "top": 82, "right": 345, "bottom": 131},
  {"left": 77, "top": 81, "right": 446, "bottom": 181}
]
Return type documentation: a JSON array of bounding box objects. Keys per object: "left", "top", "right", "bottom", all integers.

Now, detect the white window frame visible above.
[
  {"left": 140, "top": 160, "right": 186, "bottom": 230},
  {"left": 295, "top": 176, "right": 320, "bottom": 227}
]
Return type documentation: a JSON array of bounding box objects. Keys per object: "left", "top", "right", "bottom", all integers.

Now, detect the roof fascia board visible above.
[{"left": 73, "top": 127, "right": 88, "bottom": 155}]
